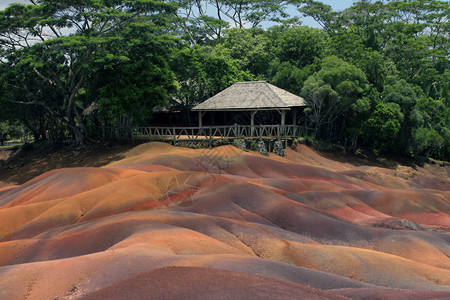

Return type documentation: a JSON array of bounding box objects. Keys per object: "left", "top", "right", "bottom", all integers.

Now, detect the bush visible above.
[{"left": 411, "top": 127, "right": 443, "bottom": 157}]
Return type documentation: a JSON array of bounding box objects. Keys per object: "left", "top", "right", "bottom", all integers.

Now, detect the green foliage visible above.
[
  {"left": 272, "top": 26, "right": 329, "bottom": 69},
  {"left": 440, "top": 127, "right": 450, "bottom": 160},
  {"left": 87, "top": 23, "right": 177, "bottom": 124},
  {"left": 382, "top": 77, "right": 418, "bottom": 112},
  {"left": 411, "top": 127, "right": 444, "bottom": 157},
  {"left": 170, "top": 44, "right": 253, "bottom": 125},
  {"left": 354, "top": 50, "right": 390, "bottom": 92},
  {"left": 269, "top": 61, "right": 313, "bottom": 95},
  {"left": 0, "top": 0, "right": 448, "bottom": 161},
  {"left": 219, "top": 28, "right": 273, "bottom": 76},
  {"left": 294, "top": 0, "right": 339, "bottom": 32},
  {"left": 303, "top": 136, "right": 313, "bottom": 145},
  {"left": 301, "top": 56, "right": 369, "bottom": 140},
  {"left": 175, "top": 0, "right": 291, "bottom": 44},
  {"left": 0, "top": 0, "right": 177, "bottom": 143},
  {"left": 264, "top": 26, "right": 328, "bottom": 93},
  {"left": 94, "top": 56, "right": 175, "bottom": 122},
  {"left": 293, "top": 0, "right": 449, "bottom": 160},
  {"left": 364, "top": 102, "right": 403, "bottom": 150}
]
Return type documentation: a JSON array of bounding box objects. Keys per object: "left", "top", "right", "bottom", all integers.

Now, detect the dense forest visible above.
[{"left": 0, "top": 0, "right": 448, "bottom": 160}]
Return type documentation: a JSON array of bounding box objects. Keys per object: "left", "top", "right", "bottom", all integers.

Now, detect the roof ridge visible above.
[
  {"left": 235, "top": 81, "right": 267, "bottom": 84},
  {"left": 266, "top": 82, "right": 287, "bottom": 106}
]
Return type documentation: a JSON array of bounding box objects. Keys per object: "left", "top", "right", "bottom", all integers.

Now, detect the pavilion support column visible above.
[
  {"left": 279, "top": 110, "right": 287, "bottom": 136},
  {"left": 250, "top": 111, "right": 257, "bottom": 137},
  {"left": 280, "top": 110, "right": 286, "bottom": 126},
  {"left": 198, "top": 111, "right": 205, "bottom": 127},
  {"left": 293, "top": 109, "right": 297, "bottom": 137}
]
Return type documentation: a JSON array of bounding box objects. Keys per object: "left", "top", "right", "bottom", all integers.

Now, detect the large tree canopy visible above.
[{"left": 0, "top": 0, "right": 177, "bottom": 143}]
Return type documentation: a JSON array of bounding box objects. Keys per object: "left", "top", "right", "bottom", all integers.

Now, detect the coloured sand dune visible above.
[{"left": 0, "top": 142, "right": 449, "bottom": 299}]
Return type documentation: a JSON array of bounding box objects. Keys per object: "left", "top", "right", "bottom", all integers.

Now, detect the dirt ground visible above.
[
  {"left": 0, "top": 142, "right": 138, "bottom": 187},
  {"left": 316, "top": 146, "right": 450, "bottom": 179},
  {"left": 1, "top": 141, "right": 449, "bottom": 188}
]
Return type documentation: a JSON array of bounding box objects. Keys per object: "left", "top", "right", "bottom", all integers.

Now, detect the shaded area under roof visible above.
[
  {"left": 153, "top": 98, "right": 183, "bottom": 113},
  {"left": 192, "top": 81, "right": 307, "bottom": 111}
]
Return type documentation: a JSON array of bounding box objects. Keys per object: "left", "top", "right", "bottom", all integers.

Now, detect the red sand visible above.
[{"left": 0, "top": 142, "right": 449, "bottom": 299}]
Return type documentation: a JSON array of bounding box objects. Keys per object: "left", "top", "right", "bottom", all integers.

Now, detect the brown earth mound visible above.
[{"left": 0, "top": 142, "right": 449, "bottom": 299}]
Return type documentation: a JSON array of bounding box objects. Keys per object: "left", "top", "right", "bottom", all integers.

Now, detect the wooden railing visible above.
[{"left": 97, "top": 125, "right": 313, "bottom": 141}]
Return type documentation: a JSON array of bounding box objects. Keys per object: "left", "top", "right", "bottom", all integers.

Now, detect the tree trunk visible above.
[
  {"left": 22, "top": 118, "right": 41, "bottom": 142},
  {"left": 66, "top": 106, "right": 86, "bottom": 144}
]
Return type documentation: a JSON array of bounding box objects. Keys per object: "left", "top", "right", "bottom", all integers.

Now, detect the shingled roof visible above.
[{"left": 191, "top": 81, "right": 307, "bottom": 111}]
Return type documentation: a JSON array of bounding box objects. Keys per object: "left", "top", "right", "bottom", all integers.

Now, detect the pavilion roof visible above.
[{"left": 191, "top": 81, "right": 307, "bottom": 111}]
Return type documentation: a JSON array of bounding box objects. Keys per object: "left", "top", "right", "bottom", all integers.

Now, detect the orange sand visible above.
[{"left": 0, "top": 142, "right": 449, "bottom": 299}]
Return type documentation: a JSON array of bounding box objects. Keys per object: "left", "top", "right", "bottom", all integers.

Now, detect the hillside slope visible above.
[{"left": 0, "top": 142, "right": 449, "bottom": 299}]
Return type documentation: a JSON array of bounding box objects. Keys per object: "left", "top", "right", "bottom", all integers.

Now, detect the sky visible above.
[
  {"left": 320, "top": 0, "right": 356, "bottom": 11},
  {"left": 0, "top": 0, "right": 28, "bottom": 10},
  {"left": 0, "top": 0, "right": 356, "bottom": 27}
]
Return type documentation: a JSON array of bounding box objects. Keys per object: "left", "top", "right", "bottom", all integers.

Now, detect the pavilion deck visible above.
[{"left": 98, "top": 124, "right": 312, "bottom": 143}]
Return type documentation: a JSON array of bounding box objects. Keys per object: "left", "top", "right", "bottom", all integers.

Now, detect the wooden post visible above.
[
  {"left": 250, "top": 111, "right": 257, "bottom": 137},
  {"left": 198, "top": 111, "right": 204, "bottom": 127},
  {"left": 280, "top": 110, "right": 286, "bottom": 136},
  {"left": 281, "top": 110, "right": 286, "bottom": 126},
  {"left": 173, "top": 127, "right": 176, "bottom": 144},
  {"left": 209, "top": 127, "right": 212, "bottom": 148}
]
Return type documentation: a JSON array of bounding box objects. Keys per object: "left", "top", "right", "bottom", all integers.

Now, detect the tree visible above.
[
  {"left": 0, "top": 50, "right": 66, "bottom": 142},
  {"left": 293, "top": 0, "right": 340, "bottom": 33},
  {"left": 174, "top": 1, "right": 229, "bottom": 44},
  {"left": 301, "top": 56, "right": 369, "bottom": 141},
  {"left": 380, "top": 76, "right": 421, "bottom": 150},
  {"left": 175, "top": 0, "right": 292, "bottom": 44},
  {"left": 415, "top": 94, "right": 450, "bottom": 159},
  {"left": 336, "top": 0, "right": 448, "bottom": 99},
  {"left": 87, "top": 21, "right": 177, "bottom": 126},
  {"left": 298, "top": 0, "right": 449, "bottom": 101},
  {"left": 0, "top": 0, "right": 177, "bottom": 144},
  {"left": 269, "top": 61, "right": 312, "bottom": 95},
  {"left": 363, "top": 102, "right": 403, "bottom": 151},
  {"left": 170, "top": 44, "right": 252, "bottom": 124},
  {"left": 272, "top": 26, "right": 328, "bottom": 69},
  {"left": 410, "top": 127, "right": 444, "bottom": 157},
  {"left": 293, "top": 0, "right": 448, "bottom": 158},
  {"left": 218, "top": 28, "right": 273, "bottom": 76},
  {"left": 301, "top": 75, "right": 338, "bottom": 138}
]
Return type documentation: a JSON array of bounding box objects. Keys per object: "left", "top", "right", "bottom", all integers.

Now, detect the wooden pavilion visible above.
[
  {"left": 98, "top": 81, "right": 309, "bottom": 143},
  {"left": 191, "top": 81, "right": 307, "bottom": 131}
]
